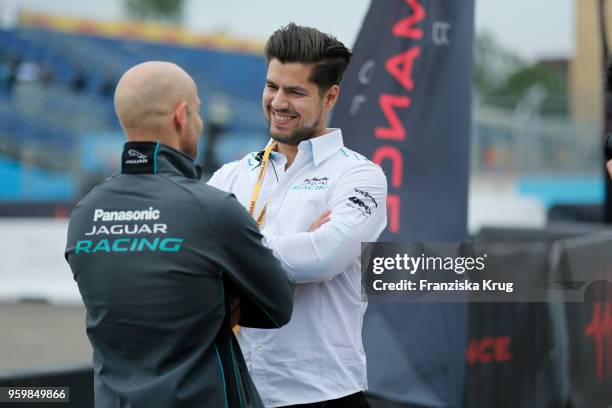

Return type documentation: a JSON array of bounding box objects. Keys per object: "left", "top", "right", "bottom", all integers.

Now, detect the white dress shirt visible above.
[{"left": 208, "top": 128, "right": 387, "bottom": 407}]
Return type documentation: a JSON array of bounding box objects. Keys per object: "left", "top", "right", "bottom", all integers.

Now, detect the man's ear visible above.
[
  {"left": 174, "top": 101, "right": 188, "bottom": 132},
  {"left": 324, "top": 85, "right": 340, "bottom": 110}
]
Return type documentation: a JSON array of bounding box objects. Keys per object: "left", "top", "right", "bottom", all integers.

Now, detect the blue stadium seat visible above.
[{"left": 0, "top": 26, "right": 269, "bottom": 201}]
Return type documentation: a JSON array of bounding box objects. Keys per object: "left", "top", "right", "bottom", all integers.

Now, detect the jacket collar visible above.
[{"left": 120, "top": 141, "right": 198, "bottom": 179}]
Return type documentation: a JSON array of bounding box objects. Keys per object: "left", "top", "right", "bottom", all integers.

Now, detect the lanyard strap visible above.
[
  {"left": 235, "top": 143, "right": 275, "bottom": 334},
  {"left": 248, "top": 142, "right": 275, "bottom": 227}
]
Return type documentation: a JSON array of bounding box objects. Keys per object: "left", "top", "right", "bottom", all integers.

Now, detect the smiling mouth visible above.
[{"left": 271, "top": 110, "right": 298, "bottom": 126}]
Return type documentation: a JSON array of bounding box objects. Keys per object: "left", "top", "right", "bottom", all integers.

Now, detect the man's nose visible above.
[{"left": 270, "top": 89, "right": 289, "bottom": 110}]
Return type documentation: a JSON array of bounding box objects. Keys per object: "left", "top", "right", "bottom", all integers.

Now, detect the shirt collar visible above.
[
  {"left": 263, "top": 129, "right": 344, "bottom": 167},
  {"left": 307, "top": 128, "right": 344, "bottom": 167}
]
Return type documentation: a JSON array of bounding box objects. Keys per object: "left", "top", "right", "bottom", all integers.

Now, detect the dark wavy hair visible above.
[{"left": 264, "top": 23, "right": 352, "bottom": 95}]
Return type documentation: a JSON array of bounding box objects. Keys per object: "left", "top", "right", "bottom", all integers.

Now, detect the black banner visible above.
[
  {"left": 553, "top": 234, "right": 612, "bottom": 407},
  {"left": 331, "top": 0, "right": 472, "bottom": 241},
  {"left": 330, "top": 0, "right": 474, "bottom": 406},
  {"left": 464, "top": 302, "right": 566, "bottom": 408}
]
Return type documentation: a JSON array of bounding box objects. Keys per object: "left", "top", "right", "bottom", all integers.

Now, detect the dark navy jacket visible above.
[{"left": 65, "top": 141, "right": 294, "bottom": 407}]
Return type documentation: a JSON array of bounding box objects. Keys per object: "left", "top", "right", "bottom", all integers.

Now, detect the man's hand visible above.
[
  {"left": 607, "top": 159, "right": 612, "bottom": 179},
  {"left": 309, "top": 210, "right": 331, "bottom": 232}
]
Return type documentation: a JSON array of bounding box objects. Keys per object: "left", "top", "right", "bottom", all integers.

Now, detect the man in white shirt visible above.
[{"left": 208, "top": 23, "right": 387, "bottom": 408}]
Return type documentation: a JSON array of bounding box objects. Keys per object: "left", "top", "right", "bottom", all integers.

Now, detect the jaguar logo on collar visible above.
[{"left": 128, "top": 149, "right": 148, "bottom": 160}]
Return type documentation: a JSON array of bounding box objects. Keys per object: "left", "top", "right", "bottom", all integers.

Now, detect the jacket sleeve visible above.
[
  {"left": 207, "top": 191, "right": 294, "bottom": 328},
  {"left": 261, "top": 164, "right": 387, "bottom": 283}
]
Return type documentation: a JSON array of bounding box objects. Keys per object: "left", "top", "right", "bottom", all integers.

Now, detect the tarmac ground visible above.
[{"left": 0, "top": 302, "right": 91, "bottom": 375}]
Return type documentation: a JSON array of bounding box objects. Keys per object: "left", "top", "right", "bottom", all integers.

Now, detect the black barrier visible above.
[
  {"left": 551, "top": 233, "right": 612, "bottom": 408},
  {"left": 465, "top": 302, "right": 567, "bottom": 408},
  {"left": 467, "top": 225, "right": 595, "bottom": 408},
  {"left": 477, "top": 223, "right": 607, "bottom": 243},
  {"left": 548, "top": 204, "right": 603, "bottom": 224},
  {"left": 464, "top": 241, "right": 567, "bottom": 408},
  {"left": 0, "top": 364, "right": 93, "bottom": 407},
  {"left": 465, "top": 224, "right": 612, "bottom": 408},
  {"left": 0, "top": 202, "right": 75, "bottom": 218}
]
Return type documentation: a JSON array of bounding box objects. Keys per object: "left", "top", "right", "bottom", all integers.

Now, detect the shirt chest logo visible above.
[{"left": 291, "top": 176, "right": 330, "bottom": 191}]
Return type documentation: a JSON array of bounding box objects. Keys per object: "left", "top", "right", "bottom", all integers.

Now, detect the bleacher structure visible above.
[
  {"left": 0, "top": 12, "right": 604, "bottom": 207},
  {"left": 0, "top": 12, "right": 269, "bottom": 201}
]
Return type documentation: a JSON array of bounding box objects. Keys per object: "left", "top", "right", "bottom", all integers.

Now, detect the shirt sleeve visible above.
[
  {"left": 208, "top": 191, "right": 294, "bottom": 328},
  {"left": 206, "top": 160, "right": 240, "bottom": 191},
  {"left": 261, "top": 164, "right": 387, "bottom": 283}
]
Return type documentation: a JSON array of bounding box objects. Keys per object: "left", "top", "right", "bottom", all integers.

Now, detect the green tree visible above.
[
  {"left": 492, "top": 64, "right": 568, "bottom": 114},
  {"left": 125, "top": 0, "right": 184, "bottom": 23},
  {"left": 474, "top": 31, "right": 568, "bottom": 115},
  {"left": 473, "top": 31, "right": 525, "bottom": 95}
]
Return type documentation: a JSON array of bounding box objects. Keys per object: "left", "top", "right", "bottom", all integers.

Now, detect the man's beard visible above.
[{"left": 267, "top": 109, "right": 322, "bottom": 145}]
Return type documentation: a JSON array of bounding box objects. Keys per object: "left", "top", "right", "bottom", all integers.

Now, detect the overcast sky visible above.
[{"left": 0, "top": 0, "right": 574, "bottom": 61}]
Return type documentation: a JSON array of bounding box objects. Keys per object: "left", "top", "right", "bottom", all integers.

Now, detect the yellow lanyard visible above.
[
  {"left": 234, "top": 142, "right": 276, "bottom": 335},
  {"left": 248, "top": 142, "right": 275, "bottom": 227}
]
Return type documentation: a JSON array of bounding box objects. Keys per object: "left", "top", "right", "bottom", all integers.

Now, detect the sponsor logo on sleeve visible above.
[{"left": 347, "top": 188, "right": 378, "bottom": 216}]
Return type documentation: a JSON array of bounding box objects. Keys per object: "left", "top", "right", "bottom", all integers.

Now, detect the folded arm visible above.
[
  {"left": 210, "top": 193, "right": 294, "bottom": 328},
  {"left": 262, "top": 165, "right": 387, "bottom": 283}
]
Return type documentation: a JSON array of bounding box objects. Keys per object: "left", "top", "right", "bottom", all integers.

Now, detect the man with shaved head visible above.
[
  {"left": 113, "top": 61, "right": 202, "bottom": 157},
  {"left": 65, "top": 61, "right": 294, "bottom": 407}
]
